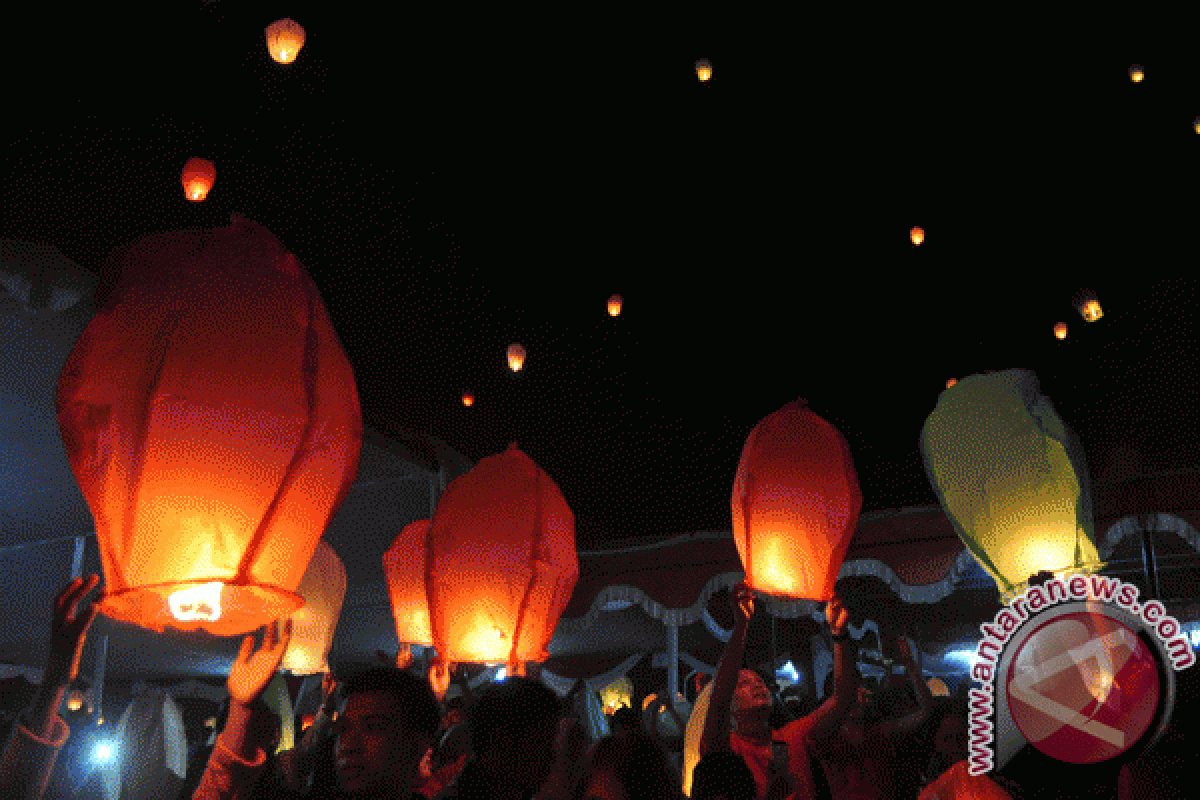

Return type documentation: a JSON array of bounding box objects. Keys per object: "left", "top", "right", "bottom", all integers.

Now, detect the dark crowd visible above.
[{"left": 1, "top": 574, "right": 1194, "bottom": 800}]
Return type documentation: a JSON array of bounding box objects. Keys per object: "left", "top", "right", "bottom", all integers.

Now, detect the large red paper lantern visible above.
[
  {"left": 731, "top": 399, "right": 862, "bottom": 601},
  {"left": 383, "top": 519, "right": 436, "bottom": 649},
  {"left": 56, "top": 214, "right": 361, "bottom": 636},
  {"left": 181, "top": 158, "right": 216, "bottom": 202},
  {"left": 423, "top": 443, "right": 577, "bottom": 670}
]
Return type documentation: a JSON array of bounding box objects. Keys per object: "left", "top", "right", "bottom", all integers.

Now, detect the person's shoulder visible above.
[{"left": 779, "top": 713, "right": 819, "bottom": 740}]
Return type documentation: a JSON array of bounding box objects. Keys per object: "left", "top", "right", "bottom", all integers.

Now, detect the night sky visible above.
[{"left": 4, "top": 7, "right": 1196, "bottom": 549}]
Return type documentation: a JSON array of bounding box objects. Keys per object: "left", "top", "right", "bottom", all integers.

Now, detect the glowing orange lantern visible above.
[
  {"left": 946, "top": 379, "right": 957, "bottom": 389},
  {"left": 181, "top": 158, "right": 216, "bottom": 203},
  {"left": 910, "top": 226, "right": 925, "bottom": 246},
  {"left": 1194, "top": 117, "right": 1200, "bottom": 134},
  {"left": 695, "top": 59, "right": 712, "bottom": 82},
  {"left": 423, "top": 443, "right": 577, "bottom": 670},
  {"left": 56, "top": 215, "right": 362, "bottom": 636},
  {"left": 266, "top": 18, "right": 306, "bottom": 64},
  {"left": 1129, "top": 64, "right": 1144, "bottom": 82},
  {"left": 383, "top": 519, "right": 435, "bottom": 649},
  {"left": 67, "top": 688, "right": 87, "bottom": 712},
  {"left": 607, "top": 294, "right": 623, "bottom": 317},
  {"left": 1054, "top": 321, "right": 1068, "bottom": 340},
  {"left": 462, "top": 392, "right": 475, "bottom": 407},
  {"left": 507, "top": 343, "right": 526, "bottom": 372},
  {"left": 732, "top": 399, "right": 863, "bottom": 601}
]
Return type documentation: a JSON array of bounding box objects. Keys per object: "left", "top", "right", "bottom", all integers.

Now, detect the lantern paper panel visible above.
[
  {"left": 281, "top": 540, "right": 347, "bottom": 675},
  {"left": 384, "top": 518, "right": 436, "bottom": 648},
  {"left": 56, "top": 215, "right": 362, "bottom": 636},
  {"left": 424, "top": 443, "right": 578, "bottom": 666},
  {"left": 732, "top": 400, "right": 863, "bottom": 602},
  {"left": 920, "top": 369, "right": 1103, "bottom": 601}
]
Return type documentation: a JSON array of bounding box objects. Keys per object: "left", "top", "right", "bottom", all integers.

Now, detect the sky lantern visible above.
[
  {"left": 607, "top": 294, "right": 623, "bottom": 317},
  {"left": 1129, "top": 64, "right": 1144, "bottom": 82},
  {"left": 280, "top": 540, "right": 346, "bottom": 675},
  {"left": 507, "top": 343, "right": 526, "bottom": 372},
  {"left": 920, "top": 369, "right": 1104, "bottom": 601},
  {"left": 1054, "top": 321, "right": 1068, "bottom": 340},
  {"left": 910, "top": 226, "right": 925, "bottom": 245},
  {"left": 462, "top": 391, "right": 474, "bottom": 407},
  {"left": 695, "top": 59, "right": 712, "bottom": 81},
  {"left": 383, "top": 518, "right": 436, "bottom": 650},
  {"left": 732, "top": 399, "right": 863, "bottom": 601},
  {"left": 56, "top": 214, "right": 362, "bottom": 636},
  {"left": 181, "top": 158, "right": 215, "bottom": 202},
  {"left": 1075, "top": 289, "right": 1104, "bottom": 322},
  {"left": 945, "top": 378, "right": 957, "bottom": 389},
  {"left": 266, "top": 18, "right": 306, "bottom": 64},
  {"left": 1194, "top": 117, "right": 1200, "bottom": 134},
  {"left": 422, "top": 443, "right": 578, "bottom": 672}
]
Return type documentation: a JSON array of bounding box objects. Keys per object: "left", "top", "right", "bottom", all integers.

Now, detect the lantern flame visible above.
[
  {"left": 168, "top": 582, "right": 224, "bottom": 622},
  {"left": 910, "top": 226, "right": 925, "bottom": 246},
  {"left": 266, "top": 18, "right": 306, "bottom": 64},
  {"left": 507, "top": 344, "right": 526, "bottom": 372}
]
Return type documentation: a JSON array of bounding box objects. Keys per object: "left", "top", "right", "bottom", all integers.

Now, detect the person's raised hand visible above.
[
  {"left": 825, "top": 590, "right": 850, "bottom": 636},
  {"left": 44, "top": 573, "right": 101, "bottom": 688},
  {"left": 227, "top": 618, "right": 292, "bottom": 707},
  {"left": 732, "top": 582, "right": 755, "bottom": 629}
]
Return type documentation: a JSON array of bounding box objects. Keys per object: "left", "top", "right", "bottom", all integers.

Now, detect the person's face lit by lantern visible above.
[
  {"left": 910, "top": 226, "right": 925, "bottom": 246},
  {"left": 335, "top": 692, "right": 430, "bottom": 796}
]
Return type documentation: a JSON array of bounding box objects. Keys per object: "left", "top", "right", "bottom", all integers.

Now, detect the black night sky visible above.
[{"left": 3, "top": 7, "right": 1195, "bottom": 549}]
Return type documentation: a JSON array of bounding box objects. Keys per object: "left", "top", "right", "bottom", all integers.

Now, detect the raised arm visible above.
[
  {"left": 699, "top": 582, "right": 754, "bottom": 758},
  {"left": 878, "top": 635, "right": 932, "bottom": 739},
  {"left": 803, "top": 591, "right": 856, "bottom": 745}
]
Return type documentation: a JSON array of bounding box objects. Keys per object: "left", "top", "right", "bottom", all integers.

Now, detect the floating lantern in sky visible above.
[
  {"left": 1075, "top": 289, "right": 1104, "bottom": 322},
  {"left": 945, "top": 378, "right": 957, "bottom": 389},
  {"left": 607, "top": 294, "right": 623, "bottom": 317},
  {"left": 462, "top": 392, "right": 474, "bottom": 407},
  {"left": 266, "top": 18, "right": 306, "bottom": 64},
  {"left": 56, "top": 215, "right": 361, "bottom": 635},
  {"left": 921, "top": 369, "right": 1104, "bottom": 601},
  {"left": 1054, "top": 321, "right": 1068, "bottom": 340},
  {"left": 732, "top": 399, "right": 862, "bottom": 601},
  {"left": 695, "top": 59, "right": 712, "bottom": 82},
  {"left": 422, "top": 443, "right": 577, "bottom": 670},
  {"left": 181, "top": 158, "right": 215, "bottom": 202},
  {"left": 1194, "top": 117, "right": 1200, "bottom": 134},
  {"left": 507, "top": 343, "right": 526, "bottom": 372},
  {"left": 910, "top": 226, "right": 925, "bottom": 246},
  {"left": 1129, "top": 64, "right": 1144, "bottom": 82}
]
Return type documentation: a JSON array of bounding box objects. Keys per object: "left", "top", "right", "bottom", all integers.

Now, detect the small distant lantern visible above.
[
  {"left": 910, "top": 226, "right": 925, "bottom": 246},
  {"left": 462, "top": 392, "right": 475, "bottom": 407},
  {"left": 56, "top": 215, "right": 361, "bottom": 636},
  {"left": 927, "top": 677, "right": 950, "bottom": 697},
  {"left": 946, "top": 378, "right": 957, "bottom": 389},
  {"left": 600, "top": 676, "right": 634, "bottom": 715},
  {"left": 507, "top": 344, "right": 526, "bottom": 372},
  {"left": 1054, "top": 322, "right": 1068, "bottom": 340},
  {"left": 181, "top": 158, "right": 216, "bottom": 203},
  {"left": 1075, "top": 289, "right": 1104, "bottom": 322},
  {"left": 1129, "top": 64, "right": 1144, "bottom": 82},
  {"left": 607, "top": 294, "right": 623, "bottom": 317},
  {"left": 695, "top": 59, "right": 712, "bottom": 82},
  {"left": 1194, "top": 117, "right": 1200, "bottom": 134},
  {"left": 266, "top": 18, "right": 306, "bottom": 64},
  {"left": 301, "top": 713, "right": 315, "bottom": 731},
  {"left": 921, "top": 369, "right": 1105, "bottom": 601},
  {"left": 732, "top": 399, "right": 863, "bottom": 601},
  {"left": 67, "top": 688, "right": 87, "bottom": 712}
]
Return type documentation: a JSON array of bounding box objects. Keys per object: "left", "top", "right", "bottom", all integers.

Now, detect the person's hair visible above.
[
  {"left": 610, "top": 705, "right": 640, "bottom": 732},
  {"left": 692, "top": 750, "right": 756, "bottom": 800},
  {"left": 339, "top": 666, "right": 440, "bottom": 741},
  {"left": 572, "top": 731, "right": 684, "bottom": 800},
  {"left": 466, "top": 676, "right": 560, "bottom": 758}
]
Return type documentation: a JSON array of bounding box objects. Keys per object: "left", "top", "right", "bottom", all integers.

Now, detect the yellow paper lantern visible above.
[
  {"left": 507, "top": 343, "right": 526, "bottom": 372},
  {"left": 1129, "top": 64, "right": 1144, "bottom": 82},
  {"left": 181, "top": 158, "right": 216, "bottom": 203},
  {"left": 281, "top": 540, "right": 346, "bottom": 675},
  {"left": 910, "top": 226, "right": 925, "bottom": 246},
  {"left": 1054, "top": 321, "right": 1068, "bottom": 340},
  {"left": 600, "top": 676, "right": 633, "bottom": 715},
  {"left": 920, "top": 369, "right": 1104, "bottom": 601},
  {"left": 732, "top": 399, "right": 863, "bottom": 601},
  {"left": 607, "top": 294, "right": 623, "bottom": 317},
  {"left": 266, "top": 18, "right": 306, "bottom": 64},
  {"left": 695, "top": 59, "right": 712, "bottom": 82}
]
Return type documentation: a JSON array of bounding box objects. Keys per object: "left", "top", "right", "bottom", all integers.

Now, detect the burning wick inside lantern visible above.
[{"left": 169, "top": 582, "right": 225, "bottom": 622}]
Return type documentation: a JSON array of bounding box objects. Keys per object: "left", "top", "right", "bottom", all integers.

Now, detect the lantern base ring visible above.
[{"left": 98, "top": 580, "right": 305, "bottom": 637}]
